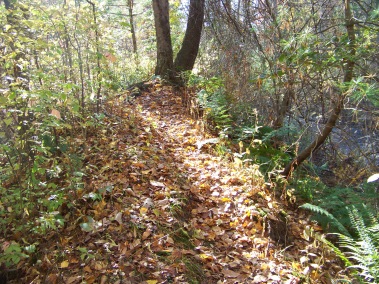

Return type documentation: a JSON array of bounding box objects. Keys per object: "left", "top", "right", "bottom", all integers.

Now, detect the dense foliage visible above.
[{"left": 1, "top": 0, "right": 378, "bottom": 283}]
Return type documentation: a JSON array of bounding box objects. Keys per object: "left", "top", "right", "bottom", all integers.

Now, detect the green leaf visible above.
[
  {"left": 7, "top": 243, "right": 21, "bottom": 253},
  {"left": 4, "top": 24, "right": 11, "bottom": 32},
  {"left": 80, "top": 222, "right": 93, "bottom": 232},
  {"left": 0, "top": 95, "right": 7, "bottom": 105},
  {"left": 4, "top": 118, "right": 13, "bottom": 126},
  {"left": 72, "top": 102, "right": 80, "bottom": 113},
  {"left": 120, "top": 21, "right": 131, "bottom": 28},
  {"left": 300, "top": 203, "right": 351, "bottom": 236},
  {"left": 24, "top": 244, "right": 37, "bottom": 253},
  {"left": 80, "top": 216, "right": 95, "bottom": 232},
  {"left": 278, "top": 53, "right": 287, "bottom": 63}
]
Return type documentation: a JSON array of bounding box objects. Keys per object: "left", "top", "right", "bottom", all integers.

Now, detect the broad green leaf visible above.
[{"left": 0, "top": 96, "right": 7, "bottom": 105}]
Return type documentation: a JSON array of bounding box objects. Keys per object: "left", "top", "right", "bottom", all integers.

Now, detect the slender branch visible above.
[{"left": 282, "top": 0, "right": 356, "bottom": 178}]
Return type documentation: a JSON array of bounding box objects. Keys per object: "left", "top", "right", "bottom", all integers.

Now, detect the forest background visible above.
[{"left": 1, "top": 0, "right": 379, "bottom": 283}]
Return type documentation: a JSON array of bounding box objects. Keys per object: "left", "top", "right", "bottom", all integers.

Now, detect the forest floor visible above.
[{"left": 11, "top": 84, "right": 350, "bottom": 283}]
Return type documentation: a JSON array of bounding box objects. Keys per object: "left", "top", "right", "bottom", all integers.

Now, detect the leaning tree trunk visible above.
[
  {"left": 152, "top": 0, "right": 174, "bottom": 79},
  {"left": 173, "top": 0, "right": 205, "bottom": 74},
  {"left": 282, "top": 0, "right": 356, "bottom": 178}
]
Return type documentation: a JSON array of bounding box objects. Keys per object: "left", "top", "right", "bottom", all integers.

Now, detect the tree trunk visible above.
[
  {"left": 282, "top": 97, "right": 344, "bottom": 178},
  {"left": 3, "top": 0, "right": 34, "bottom": 165},
  {"left": 3, "top": 0, "right": 14, "bottom": 9},
  {"left": 273, "top": 70, "right": 294, "bottom": 129},
  {"left": 152, "top": 0, "right": 174, "bottom": 79},
  {"left": 86, "top": 0, "right": 102, "bottom": 113},
  {"left": 128, "top": 0, "right": 138, "bottom": 54},
  {"left": 282, "top": 0, "right": 356, "bottom": 178},
  {"left": 173, "top": 0, "right": 205, "bottom": 73}
]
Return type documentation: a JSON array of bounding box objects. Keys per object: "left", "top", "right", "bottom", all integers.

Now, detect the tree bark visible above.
[
  {"left": 282, "top": 97, "right": 344, "bottom": 178},
  {"left": 3, "top": 0, "right": 34, "bottom": 165},
  {"left": 128, "top": 0, "right": 138, "bottom": 54},
  {"left": 152, "top": 0, "right": 174, "bottom": 79},
  {"left": 86, "top": 0, "right": 102, "bottom": 113},
  {"left": 3, "top": 0, "right": 14, "bottom": 9},
  {"left": 173, "top": 0, "right": 205, "bottom": 73},
  {"left": 273, "top": 70, "right": 294, "bottom": 129},
  {"left": 282, "top": 0, "right": 356, "bottom": 178}
]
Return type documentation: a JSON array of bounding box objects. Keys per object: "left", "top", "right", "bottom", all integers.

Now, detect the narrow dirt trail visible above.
[
  {"left": 19, "top": 84, "right": 346, "bottom": 283},
  {"left": 101, "top": 84, "right": 345, "bottom": 283}
]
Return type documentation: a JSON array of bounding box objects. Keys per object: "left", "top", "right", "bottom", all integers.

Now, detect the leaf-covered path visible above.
[{"left": 20, "top": 84, "right": 346, "bottom": 283}]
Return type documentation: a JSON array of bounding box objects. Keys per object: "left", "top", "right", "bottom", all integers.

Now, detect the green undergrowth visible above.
[
  {"left": 294, "top": 173, "right": 379, "bottom": 283},
  {"left": 187, "top": 74, "right": 379, "bottom": 283},
  {"left": 188, "top": 74, "right": 296, "bottom": 177},
  {"left": 294, "top": 177, "right": 378, "bottom": 235}
]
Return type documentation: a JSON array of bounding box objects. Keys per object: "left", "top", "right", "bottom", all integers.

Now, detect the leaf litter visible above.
[{"left": 8, "top": 83, "right": 350, "bottom": 283}]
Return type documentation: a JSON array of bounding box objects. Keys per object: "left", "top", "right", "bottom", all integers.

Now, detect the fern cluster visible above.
[
  {"left": 303, "top": 184, "right": 377, "bottom": 233},
  {"left": 301, "top": 203, "right": 379, "bottom": 283},
  {"left": 299, "top": 203, "right": 351, "bottom": 237},
  {"left": 338, "top": 206, "right": 379, "bottom": 283},
  {"left": 197, "top": 88, "right": 233, "bottom": 132}
]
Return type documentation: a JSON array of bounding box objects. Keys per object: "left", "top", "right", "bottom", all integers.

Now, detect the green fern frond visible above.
[
  {"left": 318, "top": 234, "right": 353, "bottom": 266},
  {"left": 300, "top": 203, "right": 351, "bottom": 237},
  {"left": 368, "top": 224, "right": 379, "bottom": 243},
  {"left": 348, "top": 207, "right": 377, "bottom": 253},
  {"left": 336, "top": 206, "right": 379, "bottom": 283}
]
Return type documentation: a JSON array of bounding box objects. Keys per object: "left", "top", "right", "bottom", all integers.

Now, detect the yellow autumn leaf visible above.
[
  {"left": 292, "top": 262, "right": 302, "bottom": 271},
  {"left": 60, "top": 260, "right": 69, "bottom": 268},
  {"left": 221, "top": 197, "right": 231, "bottom": 202},
  {"left": 146, "top": 280, "right": 158, "bottom": 284},
  {"left": 238, "top": 141, "right": 243, "bottom": 151},
  {"left": 229, "top": 220, "right": 238, "bottom": 227},
  {"left": 94, "top": 262, "right": 105, "bottom": 270},
  {"left": 260, "top": 263, "right": 269, "bottom": 270},
  {"left": 198, "top": 253, "right": 213, "bottom": 260},
  {"left": 94, "top": 199, "right": 107, "bottom": 212},
  {"left": 199, "top": 183, "right": 210, "bottom": 190},
  {"left": 140, "top": 207, "right": 148, "bottom": 215}
]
